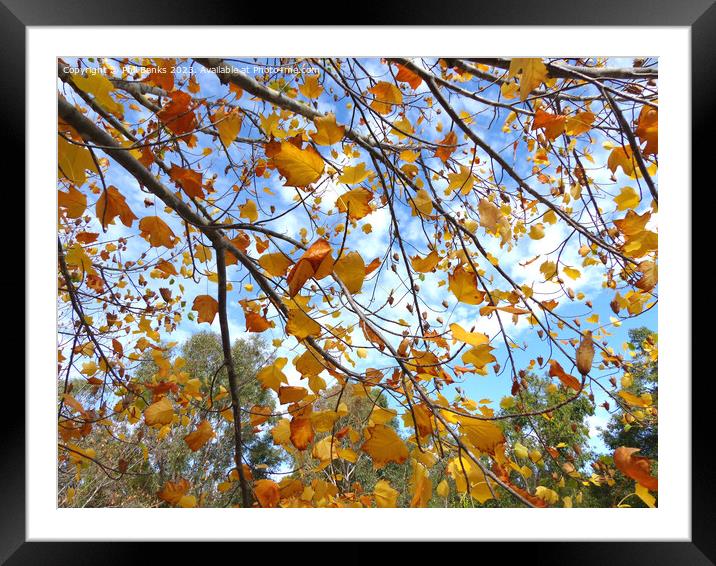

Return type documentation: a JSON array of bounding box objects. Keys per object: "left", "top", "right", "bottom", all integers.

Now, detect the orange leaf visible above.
[
  {"left": 548, "top": 360, "right": 582, "bottom": 391},
  {"left": 394, "top": 63, "right": 422, "bottom": 89},
  {"left": 614, "top": 447, "right": 658, "bottom": 491},
  {"left": 139, "top": 216, "right": 177, "bottom": 249},
  {"left": 157, "top": 478, "right": 190, "bottom": 506},
  {"left": 183, "top": 420, "right": 215, "bottom": 451},
  {"left": 192, "top": 295, "right": 218, "bottom": 324},
  {"left": 157, "top": 91, "right": 196, "bottom": 137},
  {"left": 289, "top": 416, "right": 314, "bottom": 450},
  {"left": 169, "top": 164, "right": 204, "bottom": 199},
  {"left": 531, "top": 108, "right": 566, "bottom": 141},
  {"left": 254, "top": 479, "right": 280, "bottom": 508},
  {"left": 96, "top": 186, "right": 137, "bottom": 229},
  {"left": 435, "top": 131, "right": 458, "bottom": 163},
  {"left": 286, "top": 239, "right": 332, "bottom": 297}
]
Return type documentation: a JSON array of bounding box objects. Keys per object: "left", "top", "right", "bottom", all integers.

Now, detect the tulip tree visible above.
[{"left": 57, "top": 56, "right": 658, "bottom": 508}]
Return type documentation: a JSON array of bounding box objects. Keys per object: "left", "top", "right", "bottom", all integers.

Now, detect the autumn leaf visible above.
[
  {"left": 374, "top": 479, "right": 399, "bottom": 507},
  {"left": 258, "top": 252, "right": 294, "bottom": 277},
  {"left": 310, "top": 113, "right": 345, "bottom": 146},
  {"left": 333, "top": 251, "right": 366, "bottom": 294},
  {"left": 393, "top": 63, "right": 422, "bottom": 89},
  {"left": 635, "top": 105, "right": 658, "bottom": 155},
  {"left": 299, "top": 75, "right": 323, "bottom": 99},
  {"left": 286, "top": 238, "right": 333, "bottom": 297},
  {"left": 143, "top": 58, "right": 175, "bottom": 91},
  {"left": 192, "top": 295, "right": 218, "bottom": 324},
  {"left": 450, "top": 323, "right": 489, "bottom": 346},
  {"left": 435, "top": 131, "right": 458, "bottom": 163},
  {"left": 169, "top": 164, "right": 204, "bottom": 199},
  {"left": 58, "top": 186, "right": 87, "bottom": 219},
  {"left": 410, "top": 250, "right": 440, "bottom": 273},
  {"left": 213, "top": 107, "right": 243, "bottom": 147},
  {"left": 157, "top": 478, "right": 190, "bottom": 506},
  {"left": 254, "top": 479, "right": 281, "bottom": 508},
  {"left": 144, "top": 397, "right": 174, "bottom": 426},
  {"left": 157, "top": 90, "right": 197, "bottom": 138},
  {"left": 335, "top": 188, "right": 373, "bottom": 220},
  {"left": 531, "top": 108, "right": 566, "bottom": 141},
  {"left": 614, "top": 447, "right": 658, "bottom": 491},
  {"left": 95, "top": 186, "right": 137, "bottom": 229},
  {"left": 368, "top": 81, "right": 403, "bottom": 114},
  {"left": 289, "top": 416, "right": 314, "bottom": 450},
  {"left": 257, "top": 358, "right": 288, "bottom": 392},
  {"left": 184, "top": 420, "right": 215, "bottom": 451},
  {"left": 71, "top": 72, "right": 124, "bottom": 117},
  {"left": 575, "top": 331, "right": 594, "bottom": 376},
  {"left": 361, "top": 424, "right": 409, "bottom": 469},
  {"left": 272, "top": 142, "right": 325, "bottom": 188},
  {"left": 447, "top": 165, "right": 476, "bottom": 195},
  {"left": 449, "top": 266, "right": 485, "bottom": 305},
  {"left": 548, "top": 360, "right": 582, "bottom": 391},
  {"left": 338, "top": 163, "right": 372, "bottom": 185},
  {"left": 58, "top": 136, "right": 98, "bottom": 187},
  {"left": 139, "top": 216, "right": 177, "bottom": 248},
  {"left": 565, "top": 111, "right": 595, "bottom": 136},
  {"left": 508, "top": 58, "right": 548, "bottom": 101}
]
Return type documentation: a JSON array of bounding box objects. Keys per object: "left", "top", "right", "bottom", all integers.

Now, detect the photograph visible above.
[{"left": 56, "top": 55, "right": 659, "bottom": 510}]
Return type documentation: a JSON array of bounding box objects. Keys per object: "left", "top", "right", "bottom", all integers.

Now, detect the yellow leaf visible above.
[
  {"left": 183, "top": 420, "right": 215, "bottom": 451},
  {"left": 310, "top": 113, "right": 345, "bottom": 146},
  {"left": 563, "top": 266, "right": 581, "bottom": 280},
  {"left": 635, "top": 483, "right": 656, "bottom": 508},
  {"left": 361, "top": 424, "right": 409, "bottom": 469},
  {"left": 461, "top": 344, "right": 496, "bottom": 370},
  {"left": 254, "top": 479, "right": 281, "bottom": 508},
  {"left": 239, "top": 199, "right": 258, "bottom": 223},
  {"left": 410, "top": 250, "right": 440, "bottom": 273},
  {"left": 565, "top": 111, "right": 595, "bottom": 136},
  {"left": 334, "top": 251, "right": 366, "bottom": 294},
  {"left": 258, "top": 252, "right": 294, "bottom": 277},
  {"left": 144, "top": 397, "right": 174, "bottom": 426},
  {"left": 272, "top": 142, "right": 324, "bottom": 187},
  {"left": 157, "top": 478, "right": 190, "bottom": 505},
  {"left": 335, "top": 188, "right": 373, "bottom": 220},
  {"left": 447, "top": 165, "right": 476, "bottom": 195},
  {"left": 58, "top": 186, "right": 87, "bottom": 219},
  {"left": 368, "top": 81, "right": 403, "bottom": 114},
  {"left": 58, "top": 135, "right": 98, "bottom": 187},
  {"left": 286, "top": 308, "right": 321, "bottom": 340},
  {"left": 529, "top": 223, "right": 545, "bottom": 240},
  {"left": 508, "top": 58, "right": 548, "bottom": 101},
  {"left": 410, "top": 462, "right": 432, "bottom": 508},
  {"left": 71, "top": 72, "right": 124, "bottom": 117},
  {"left": 299, "top": 75, "right": 323, "bottom": 99},
  {"left": 614, "top": 187, "right": 640, "bottom": 211},
  {"left": 410, "top": 189, "right": 434, "bottom": 217},
  {"left": 258, "top": 358, "right": 289, "bottom": 392},
  {"left": 449, "top": 266, "right": 485, "bottom": 305},
  {"left": 214, "top": 108, "right": 242, "bottom": 147},
  {"left": 338, "top": 162, "right": 372, "bottom": 185},
  {"left": 436, "top": 479, "right": 449, "bottom": 498},
  {"left": 459, "top": 417, "right": 505, "bottom": 454},
  {"left": 450, "top": 323, "right": 489, "bottom": 346},
  {"left": 478, "top": 198, "right": 499, "bottom": 232},
  {"left": 289, "top": 416, "right": 314, "bottom": 450}
]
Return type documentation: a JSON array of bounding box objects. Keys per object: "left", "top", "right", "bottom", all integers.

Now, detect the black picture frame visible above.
[{"left": 5, "top": 1, "right": 705, "bottom": 563}]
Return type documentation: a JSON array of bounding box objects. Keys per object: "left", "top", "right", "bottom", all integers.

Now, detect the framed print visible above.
[{"left": 5, "top": 0, "right": 709, "bottom": 562}]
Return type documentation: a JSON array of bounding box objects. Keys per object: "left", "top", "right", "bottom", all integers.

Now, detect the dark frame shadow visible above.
[{"left": 5, "top": 1, "right": 705, "bottom": 563}]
